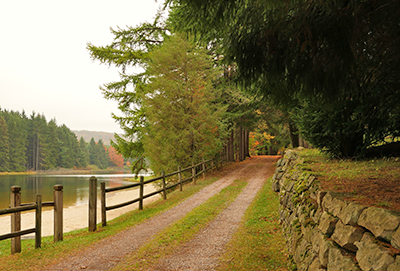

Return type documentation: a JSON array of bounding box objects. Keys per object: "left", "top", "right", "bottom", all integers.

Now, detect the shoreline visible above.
[
  {"left": 0, "top": 168, "right": 129, "bottom": 176},
  {"left": 0, "top": 185, "right": 160, "bottom": 239}
]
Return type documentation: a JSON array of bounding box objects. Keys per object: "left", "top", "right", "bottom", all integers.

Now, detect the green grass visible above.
[
  {"left": 298, "top": 148, "right": 400, "bottom": 180},
  {"left": 0, "top": 177, "right": 220, "bottom": 271},
  {"left": 217, "top": 177, "right": 288, "bottom": 271},
  {"left": 114, "top": 179, "right": 248, "bottom": 270}
]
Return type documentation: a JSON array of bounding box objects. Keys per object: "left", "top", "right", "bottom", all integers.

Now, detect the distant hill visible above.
[{"left": 73, "top": 130, "right": 119, "bottom": 146}]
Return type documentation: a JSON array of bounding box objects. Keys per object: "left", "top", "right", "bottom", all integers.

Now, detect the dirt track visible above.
[{"left": 42, "top": 156, "right": 279, "bottom": 270}]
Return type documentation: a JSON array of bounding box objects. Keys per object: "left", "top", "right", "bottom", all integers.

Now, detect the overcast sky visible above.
[{"left": 0, "top": 0, "right": 163, "bottom": 133}]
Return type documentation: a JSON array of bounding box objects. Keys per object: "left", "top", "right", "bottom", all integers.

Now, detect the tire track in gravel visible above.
[
  {"left": 42, "top": 161, "right": 254, "bottom": 271},
  {"left": 152, "top": 156, "right": 278, "bottom": 271}
]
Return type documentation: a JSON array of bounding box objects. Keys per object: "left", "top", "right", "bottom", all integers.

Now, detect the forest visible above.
[{"left": 0, "top": 108, "right": 125, "bottom": 172}]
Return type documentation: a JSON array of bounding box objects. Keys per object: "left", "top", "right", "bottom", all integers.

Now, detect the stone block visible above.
[
  {"left": 302, "top": 224, "right": 315, "bottom": 243},
  {"left": 331, "top": 220, "right": 364, "bottom": 252},
  {"left": 291, "top": 170, "right": 302, "bottom": 181},
  {"left": 318, "top": 211, "right": 338, "bottom": 236},
  {"left": 355, "top": 232, "right": 395, "bottom": 271},
  {"left": 312, "top": 208, "right": 322, "bottom": 224},
  {"left": 387, "top": 255, "right": 400, "bottom": 271},
  {"left": 279, "top": 176, "right": 288, "bottom": 190},
  {"left": 306, "top": 175, "right": 316, "bottom": 187},
  {"left": 308, "top": 256, "right": 323, "bottom": 271},
  {"left": 294, "top": 238, "right": 311, "bottom": 263},
  {"left": 276, "top": 158, "right": 283, "bottom": 167},
  {"left": 311, "top": 229, "right": 325, "bottom": 253},
  {"left": 319, "top": 239, "right": 335, "bottom": 267},
  {"left": 284, "top": 179, "right": 295, "bottom": 192},
  {"left": 317, "top": 191, "right": 327, "bottom": 207},
  {"left": 391, "top": 225, "right": 400, "bottom": 250},
  {"left": 337, "top": 201, "right": 367, "bottom": 226},
  {"left": 321, "top": 192, "right": 348, "bottom": 217},
  {"left": 327, "top": 246, "right": 361, "bottom": 271},
  {"left": 358, "top": 207, "right": 400, "bottom": 242},
  {"left": 272, "top": 179, "right": 280, "bottom": 192}
]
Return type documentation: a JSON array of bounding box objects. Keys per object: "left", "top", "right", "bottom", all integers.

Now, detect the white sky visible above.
[{"left": 0, "top": 0, "right": 163, "bottom": 133}]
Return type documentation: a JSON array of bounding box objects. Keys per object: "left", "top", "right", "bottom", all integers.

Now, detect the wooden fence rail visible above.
[
  {"left": 0, "top": 185, "right": 64, "bottom": 254},
  {"left": 90, "top": 157, "right": 224, "bottom": 230}
]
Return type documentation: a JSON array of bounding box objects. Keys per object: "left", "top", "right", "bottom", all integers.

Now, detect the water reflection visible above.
[{"left": 0, "top": 172, "right": 150, "bottom": 210}]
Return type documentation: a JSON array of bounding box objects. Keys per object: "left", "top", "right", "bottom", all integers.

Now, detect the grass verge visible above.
[
  {"left": 114, "top": 179, "right": 248, "bottom": 270},
  {"left": 0, "top": 177, "right": 220, "bottom": 271},
  {"left": 298, "top": 148, "right": 400, "bottom": 212},
  {"left": 217, "top": 177, "right": 288, "bottom": 271}
]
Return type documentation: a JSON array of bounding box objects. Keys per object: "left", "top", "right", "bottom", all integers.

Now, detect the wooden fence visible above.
[
  {"left": 89, "top": 157, "right": 225, "bottom": 231},
  {"left": 0, "top": 185, "right": 64, "bottom": 254}
]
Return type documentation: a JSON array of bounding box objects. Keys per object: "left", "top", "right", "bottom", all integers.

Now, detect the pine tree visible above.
[
  {"left": 88, "top": 137, "right": 98, "bottom": 167},
  {"left": 0, "top": 115, "right": 10, "bottom": 172},
  {"left": 96, "top": 139, "right": 109, "bottom": 169},
  {"left": 77, "top": 137, "right": 89, "bottom": 168},
  {"left": 42, "top": 119, "right": 60, "bottom": 169},
  {"left": 1, "top": 110, "right": 28, "bottom": 171}
]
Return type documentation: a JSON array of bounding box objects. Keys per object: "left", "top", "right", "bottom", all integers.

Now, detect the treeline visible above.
[{"left": 0, "top": 109, "right": 124, "bottom": 172}]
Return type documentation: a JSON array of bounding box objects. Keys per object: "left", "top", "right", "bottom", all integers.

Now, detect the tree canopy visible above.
[
  {"left": 142, "top": 34, "right": 225, "bottom": 174},
  {"left": 167, "top": 0, "right": 400, "bottom": 157}
]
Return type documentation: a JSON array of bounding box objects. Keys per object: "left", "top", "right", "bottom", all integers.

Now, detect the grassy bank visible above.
[
  {"left": 0, "top": 177, "right": 220, "bottom": 270},
  {"left": 299, "top": 148, "right": 400, "bottom": 212}
]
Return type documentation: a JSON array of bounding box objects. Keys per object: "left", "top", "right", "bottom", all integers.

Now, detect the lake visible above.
[{"left": 0, "top": 172, "right": 149, "bottom": 210}]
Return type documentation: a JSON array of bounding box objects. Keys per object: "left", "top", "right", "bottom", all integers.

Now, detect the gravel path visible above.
[
  {"left": 41, "top": 156, "right": 278, "bottom": 271},
  {"left": 152, "top": 156, "right": 276, "bottom": 270}
]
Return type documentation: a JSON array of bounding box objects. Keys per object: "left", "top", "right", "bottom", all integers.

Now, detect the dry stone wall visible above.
[{"left": 272, "top": 150, "right": 400, "bottom": 271}]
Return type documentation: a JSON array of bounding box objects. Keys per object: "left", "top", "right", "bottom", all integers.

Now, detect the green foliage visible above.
[
  {"left": 87, "top": 13, "right": 169, "bottom": 174},
  {"left": 0, "top": 108, "right": 95, "bottom": 172},
  {"left": 142, "top": 35, "right": 225, "bottom": 174},
  {"left": 77, "top": 137, "right": 89, "bottom": 168},
  {"left": 0, "top": 116, "right": 10, "bottom": 172},
  {"left": 88, "top": 13, "right": 229, "bottom": 174},
  {"left": 168, "top": 0, "right": 400, "bottom": 158}
]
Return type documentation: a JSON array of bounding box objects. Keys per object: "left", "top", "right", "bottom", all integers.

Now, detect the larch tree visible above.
[
  {"left": 87, "top": 13, "right": 169, "bottom": 174},
  {"left": 142, "top": 34, "right": 225, "bottom": 175}
]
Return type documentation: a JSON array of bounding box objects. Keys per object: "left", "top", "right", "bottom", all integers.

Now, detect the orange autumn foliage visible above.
[{"left": 108, "top": 146, "right": 124, "bottom": 168}]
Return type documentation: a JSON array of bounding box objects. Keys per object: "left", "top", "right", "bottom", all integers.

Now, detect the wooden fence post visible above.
[
  {"left": 178, "top": 166, "right": 182, "bottom": 191},
  {"left": 202, "top": 158, "right": 206, "bottom": 179},
  {"left": 139, "top": 176, "right": 144, "bottom": 210},
  {"left": 11, "top": 186, "right": 21, "bottom": 254},
  {"left": 162, "top": 171, "right": 167, "bottom": 200},
  {"left": 101, "top": 182, "right": 106, "bottom": 227},
  {"left": 89, "top": 176, "right": 97, "bottom": 232},
  {"left": 35, "top": 194, "right": 42, "bottom": 248},
  {"left": 192, "top": 162, "right": 196, "bottom": 185},
  {"left": 54, "top": 184, "right": 63, "bottom": 242}
]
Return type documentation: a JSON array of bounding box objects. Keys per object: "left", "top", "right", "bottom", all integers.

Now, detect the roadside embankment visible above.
[{"left": 273, "top": 149, "right": 400, "bottom": 271}]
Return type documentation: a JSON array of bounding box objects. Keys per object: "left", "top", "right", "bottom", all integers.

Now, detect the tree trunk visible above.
[
  {"left": 245, "top": 130, "right": 250, "bottom": 157},
  {"left": 239, "top": 125, "right": 243, "bottom": 161},
  {"left": 288, "top": 121, "right": 299, "bottom": 148},
  {"left": 227, "top": 130, "right": 234, "bottom": 161}
]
